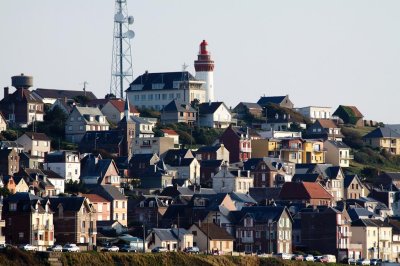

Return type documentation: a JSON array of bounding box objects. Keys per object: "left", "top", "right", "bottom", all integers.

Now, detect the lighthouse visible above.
[{"left": 194, "top": 40, "right": 215, "bottom": 102}]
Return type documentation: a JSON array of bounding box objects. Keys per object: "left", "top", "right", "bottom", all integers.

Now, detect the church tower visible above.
[
  {"left": 194, "top": 40, "right": 215, "bottom": 102},
  {"left": 118, "top": 97, "right": 135, "bottom": 157}
]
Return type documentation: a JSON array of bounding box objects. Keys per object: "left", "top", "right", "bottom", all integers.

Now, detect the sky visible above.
[{"left": 1, "top": 0, "right": 400, "bottom": 123}]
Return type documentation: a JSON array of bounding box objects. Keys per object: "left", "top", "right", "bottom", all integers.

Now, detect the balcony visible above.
[
  {"left": 240, "top": 147, "right": 251, "bottom": 153},
  {"left": 281, "top": 146, "right": 302, "bottom": 151},
  {"left": 32, "top": 224, "right": 54, "bottom": 231},
  {"left": 340, "top": 155, "right": 354, "bottom": 160},
  {"left": 241, "top": 237, "right": 254, "bottom": 243},
  {"left": 340, "top": 231, "right": 352, "bottom": 237}
]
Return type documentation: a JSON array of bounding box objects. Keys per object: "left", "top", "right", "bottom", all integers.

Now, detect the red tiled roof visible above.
[
  {"left": 109, "top": 99, "right": 139, "bottom": 114},
  {"left": 82, "top": 193, "right": 109, "bottom": 203},
  {"left": 161, "top": 129, "right": 179, "bottom": 135},
  {"left": 317, "top": 119, "right": 338, "bottom": 129},
  {"left": 279, "top": 182, "right": 333, "bottom": 200}
]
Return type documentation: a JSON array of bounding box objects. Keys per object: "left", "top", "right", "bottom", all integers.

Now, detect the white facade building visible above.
[
  {"left": 43, "top": 151, "right": 80, "bottom": 182},
  {"left": 212, "top": 164, "right": 253, "bottom": 194},
  {"left": 198, "top": 102, "right": 232, "bottom": 128},
  {"left": 296, "top": 106, "right": 332, "bottom": 122},
  {"left": 126, "top": 71, "right": 205, "bottom": 111}
]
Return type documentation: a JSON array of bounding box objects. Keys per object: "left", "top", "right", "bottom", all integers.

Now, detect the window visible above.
[
  {"left": 9, "top": 203, "right": 17, "bottom": 211},
  {"left": 141, "top": 95, "right": 146, "bottom": 101},
  {"left": 162, "top": 94, "right": 167, "bottom": 100},
  {"left": 255, "top": 231, "right": 261, "bottom": 238}
]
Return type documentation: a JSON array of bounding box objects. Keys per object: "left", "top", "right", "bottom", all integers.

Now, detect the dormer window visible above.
[
  {"left": 139, "top": 201, "right": 144, "bottom": 207},
  {"left": 9, "top": 203, "right": 17, "bottom": 211},
  {"left": 244, "top": 217, "right": 253, "bottom": 227}
]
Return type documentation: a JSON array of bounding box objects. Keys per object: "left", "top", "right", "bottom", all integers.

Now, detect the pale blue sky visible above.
[{"left": 1, "top": 1, "right": 399, "bottom": 123}]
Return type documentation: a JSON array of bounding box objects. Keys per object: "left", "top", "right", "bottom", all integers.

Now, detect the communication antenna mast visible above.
[{"left": 110, "top": 0, "right": 135, "bottom": 99}]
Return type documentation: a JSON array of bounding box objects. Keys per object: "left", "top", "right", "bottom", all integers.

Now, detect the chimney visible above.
[
  {"left": 3, "top": 87, "right": 9, "bottom": 98},
  {"left": 64, "top": 96, "right": 68, "bottom": 103}
]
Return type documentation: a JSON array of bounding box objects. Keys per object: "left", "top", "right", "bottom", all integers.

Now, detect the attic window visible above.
[
  {"left": 152, "top": 83, "right": 164, "bottom": 90},
  {"left": 9, "top": 203, "right": 16, "bottom": 211}
]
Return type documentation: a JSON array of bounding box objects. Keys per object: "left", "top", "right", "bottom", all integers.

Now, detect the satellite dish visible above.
[
  {"left": 114, "top": 12, "right": 125, "bottom": 23},
  {"left": 128, "top": 16, "right": 134, "bottom": 24},
  {"left": 124, "top": 30, "right": 135, "bottom": 39}
]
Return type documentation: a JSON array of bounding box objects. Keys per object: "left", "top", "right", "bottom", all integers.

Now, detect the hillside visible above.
[
  {"left": 341, "top": 125, "right": 400, "bottom": 177},
  {"left": 0, "top": 250, "right": 347, "bottom": 266}
]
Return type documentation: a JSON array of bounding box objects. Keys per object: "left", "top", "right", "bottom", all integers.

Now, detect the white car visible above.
[
  {"left": 47, "top": 245, "right": 63, "bottom": 252},
  {"left": 63, "top": 244, "right": 80, "bottom": 252},
  {"left": 19, "top": 244, "right": 37, "bottom": 251},
  {"left": 304, "top": 254, "right": 315, "bottom": 261},
  {"left": 103, "top": 245, "right": 119, "bottom": 252}
]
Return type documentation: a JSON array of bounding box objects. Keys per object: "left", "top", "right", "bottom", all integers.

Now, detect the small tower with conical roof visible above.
[
  {"left": 194, "top": 40, "right": 215, "bottom": 102},
  {"left": 118, "top": 97, "right": 135, "bottom": 157}
]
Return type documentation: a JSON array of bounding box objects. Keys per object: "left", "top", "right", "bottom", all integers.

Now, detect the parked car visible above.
[
  {"left": 356, "top": 258, "right": 371, "bottom": 265},
  {"left": 47, "top": 245, "right": 63, "bottom": 252},
  {"left": 211, "top": 249, "right": 222, "bottom": 255},
  {"left": 119, "top": 245, "right": 137, "bottom": 253},
  {"left": 273, "top": 253, "right": 292, "bottom": 260},
  {"left": 62, "top": 244, "right": 80, "bottom": 252},
  {"left": 19, "top": 244, "right": 37, "bottom": 252},
  {"left": 101, "top": 245, "right": 119, "bottom": 252},
  {"left": 304, "top": 254, "right": 315, "bottom": 262},
  {"left": 341, "top": 258, "right": 357, "bottom": 265},
  {"left": 322, "top": 254, "right": 337, "bottom": 263},
  {"left": 151, "top": 246, "right": 168, "bottom": 253},
  {"left": 314, "top": 256, "right": 324, "bottom": 262},
  {"left": 370, "top": 259, "right": 382, "bottom": 265},
  {"left": 185, "top": 246, "right": 200, "bottom": 254},
  {"left": 292, "top": 254, "right": 304, "bottom": 261}
]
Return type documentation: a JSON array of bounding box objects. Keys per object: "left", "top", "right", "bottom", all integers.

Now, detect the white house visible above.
[
  {"left": 16, "top": 132, "right": 51, "bottom": 161},
  {"left": 43, "top": 151, "right": 80, "bottom": 182},
  {"left": 65, "top": 106, "right": 110, "bottom": 143},
  {"left": 160, "top": 129, "right": 180, "bottom": 147},
  {"left": 295, "top": 106, "right": 332, "bottom": 122},
  {"left": 212, "top": 164, "right": 253, "bottom": 194},
  {"left": 198, "top": 102, "right": 232, "bottom": 128},
  {"left": 42, "top": 169, "right": 65, "bottom": 194},
  {"left": 324, "top": 140, "right": 353, "bottom": 168},
  {"left": 168, "top": 158, "right": 200, "bottom": 185},
  {"left": 146, "top": 228, "right": 193, "bottom": 251}
]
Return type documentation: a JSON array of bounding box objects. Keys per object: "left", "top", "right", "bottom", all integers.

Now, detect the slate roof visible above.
[
  {"left": 23, "top": 132, "right": 51, "bottom": 141},
  {"left": 196, "top": 145, "right": 222, "bottom": 153},
  {"left": 33, "top": 88, "right": 97, "bottom": 100},
  {"left": 42, "top": 169, "right": 64, "bottom": 180},
  {"left": 198, "top": 102, "right": 228, "bottom": 115},
  {"left": 249, "top": 187, "right": 281, "bottom": 203},
  {"left": 49, "top": 197, "right": 85, "bottom": 212},
  {"left": 363, "top": 127, "right": 400, "bottom": 139},
  {"left": 168, "top": 158, "right": 196, "bottom": 167},
  {"left": 200, "top": 159, "right": 223, "bottom": 168},
  {"left": 2, "top": 192, "right": 46, "bottom": 213},
  {"left": 379, "top": 172, "right": 400, "bottom": 180},
  {"left": 325, "top": 140, "right": 349, "bottom": 149},
  {"left": 230, "top": 192, "right": 257, "bottom": 205},
  {"left": 347, "top": 207, "right": 376, "bottom": 221},
  {"left": 152, "top": 228, "right": 190, "bottom": 241},
  {"left": 333, "top": 105, "right": 364, "bottom": 118},
  {"left": 235, "top": 102, "right": 262, "bottom": 110},
  {"left": 127, "top": 71, "right": 199, "bottom": 91},
  {"left": 237, "top": 206, "right": 287, "bottom": 223},
  {"left": 1, "top": 88, "right": 43, "bottom": 104},
  {"left": 0, "top": 141, "right": 23, "bottom": 149},
  {"left": 279, "top": 182, "right": 333, "bottom": 200},
  {"left": 74, "top": 106, "right": 109, "bottom": 125},
  {"left": 193, "top": 223, "right": 234, "bottom": 240},
  {"left": 162, "top": 100, "right": 196, "bottom": 113},
  {"left": 292, "top": 174, "right": 321, "bottom": 183},
  {"left": 90, "top": 185, "right": 126, "bottom": 201},
  {"left": 344, "top": 174, "right": 359, "bottom": 189},
  {"left": 257, "top": 96, "right": 287, "bottom": 106},
  {"left": 351, "top": 219, "right": 392, "bottom": 228}
]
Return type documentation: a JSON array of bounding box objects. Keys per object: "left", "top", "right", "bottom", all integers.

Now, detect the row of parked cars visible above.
[
  {"left": 18, "top": 243, "right": 139, "bottom": 253},
  {"left": 272, "top": 253, "right": 337, "bottom": 263},
  {"left": 342, "top": 258, "right": 394, "bottom": 265}
]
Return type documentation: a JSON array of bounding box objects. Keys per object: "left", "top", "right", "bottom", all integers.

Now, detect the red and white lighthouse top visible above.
[{"left": 194, "top": 40, "right": 214, "bottom": 72}]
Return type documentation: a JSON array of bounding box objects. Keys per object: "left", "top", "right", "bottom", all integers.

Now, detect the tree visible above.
[
  {"left": 73, "top": 95, "right": 90, "bottom": 106},
  {"left": 105, "top": 93, "right": 116, "bottom": 99}
]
